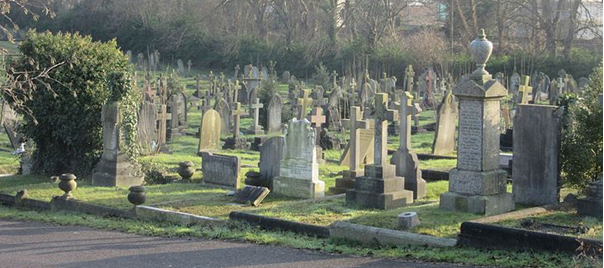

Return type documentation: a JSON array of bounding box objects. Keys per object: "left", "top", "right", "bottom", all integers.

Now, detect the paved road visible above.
[{"left": 0, "top": 220, "right": 474, "bottom": 268}]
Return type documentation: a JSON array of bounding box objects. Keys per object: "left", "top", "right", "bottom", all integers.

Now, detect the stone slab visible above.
[
  {"left": 273, "top": 176, "right": 325, "bottom": 199},
  {"left": 448, "top": 169, "right": 507, "bottom": 196},
  {"left": 135, "top": 206, "right": 224, "bottom": 227},
  {"left": 329, "top": 221, "right": 456, "bottom": 247},
  {"left": 201, "top": 152, "right": 241, "bottom": 188},
  {"left": 439, "top": 191, "right": 514, "bottom": 216},
  {"left": 233, "top": 185, "right": 270, "bottom": 206}
]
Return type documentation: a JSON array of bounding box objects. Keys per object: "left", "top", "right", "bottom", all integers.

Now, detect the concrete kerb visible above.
[
  {"left": 329, "top": 221, "right": 457, "bottom": 247},
  {"left": 135, "top": 205, "right": 225, "bottom": 227},
  {"left": 471, "top": 204, "right": 559, "bottom": 224}
]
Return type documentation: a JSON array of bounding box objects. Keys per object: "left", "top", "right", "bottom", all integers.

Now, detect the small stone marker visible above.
[
  {"left": 398, "top": 212, "right": 420, "bottom": 230},
  {"left": 431, "top": 90, "right": 458, "bottom": 156},
  {"left": 439, "top": 29, "right": 514, "bottom": 216},
  {"left": 273, "top": 119, "right": 325, "bottom": 199},
  {"left": 512, "top": 104, "right": 563, "bottom": 206},
  {"left": 197, "top": 109, "right": 221, "bottom": 153},
  {"left": 249, "top": 98, "right": 264, "bottom": 135},
  {"left": 233, "top": 185, "right": 270, "bottom": 206},
  {"left": 201, "top": 152, "right": 241, "bottom": 188}
]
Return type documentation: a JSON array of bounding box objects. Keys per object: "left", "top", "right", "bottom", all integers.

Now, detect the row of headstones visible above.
[{"left": 507, "top": 70, "right": 589, "bottom": 105}]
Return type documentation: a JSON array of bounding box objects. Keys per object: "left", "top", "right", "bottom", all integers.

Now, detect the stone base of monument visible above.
[
  {"left": 273, "top": 176, "right": 325, "bottom": 199},
  {"left": 248, "top": 127, "right": 264, "bottom": 136},
  {"left": 222, "top": 137, "right": 250, "bottom": 150},
  {"left": 330, "top": 170, "right": 359, "bottom": 194},
  {"left": 345, "top": 165, "right": 414, "bottom": 210},
  {"left": 391, "top": 149, "right": 426, "bottom": 200},
  {"left": 92, "top": 154, "right": 144, "bottom": 187},
  {"left": 316, "top": 147, "right": 325, "bottom": 164},
  {"left": 439, "top": 192, "right": 514, "bottom": 216}
]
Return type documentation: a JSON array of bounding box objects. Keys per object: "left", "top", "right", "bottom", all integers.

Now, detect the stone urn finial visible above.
[
  {"left": 469, "top": 29, "right": 493, "bottom": 81},
  {"left": 58, "top": 173, "right": 77, "bottom": 199},
  {"left": 128, "top": 186, "right": 146, "bottom": 207},
  {"left": 177, "top": 161, "right": 196, "bottom": 182}
]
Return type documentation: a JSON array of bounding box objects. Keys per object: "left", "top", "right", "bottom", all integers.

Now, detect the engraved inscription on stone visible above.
[{"left": 457, "top": 99, "right": 483, "bottom": 171}]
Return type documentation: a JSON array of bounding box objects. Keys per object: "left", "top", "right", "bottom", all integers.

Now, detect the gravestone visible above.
[
  {"left": 391, "top": 92, "right": 426, "bottom": 200},
  {"left": 258, "top": 136, "right": 285, "bottom": 189},
  {"left": 167, "top": 97, "right": 182, "bottom": 140},
  {"left": 197, "top": 109, "right": 221, "bottom": 153},
  {"left": 331, "top": 106, "right": 369, "bottom": 194},
  {"left": 296, "top": 89, "right": 313, "bottom": 119},
  {"left": 137, "top": 102, "right": 158, "bottom": 155},
  {"left": 346, "top": 93, "right": 413, "bottom": 209},
  {"left": 307, "top": 107, "right": 326, "bottom": 163},
  {"left": 509, "top": 72, "right": 520, "bottom": 94},
  {"left": 201, "top": 152, "right": 241, "bottom": 188},
  {"left": 339, "top": 128, "right": 374, "bottom": 167},
  {"left": 272, "top": 119, "right": 325, "bottom": 199},
  {"left": 267, "top": 94, "right": 283, "bottom": 133},
  {"left": 432, "top": 90, "right": 458, "bottom": 156},
  {"left": 517, "top": 75, "right": 533, "bottom": 104},
  {"left": 92, "top": 102, "right": 144, "bottom": 187},
  {"left": 578, "top": 77, "right": 590, "bottom": 91},
  {"left": 223, "top": 102, "right": 248, "bottom": 149},
  {"left": 248, "top": 87, "right": 258, "bottom": 117},
  {"left": 249, "top": 98, "right": 264, "bottom": 135},
  {"left": 1, "top": 102, "right": 22, "bottom": 150},
  {"left": 214, "top": 98, "right": 231, "bottom": 135},
  {"left": 439, "top": 29, "right": 514, "bottom": 216},
  {"left": 177, "top": 59, "right": 185, "bottom": 76},
  {"left": 512, "top": 104, "right": 563, "bottom": 206},
  {"left": 281, "top": 71, "right": 290, "bottom": 83},
  {"left": 577, "top": 177, "right": 603, "bottom": 217}
]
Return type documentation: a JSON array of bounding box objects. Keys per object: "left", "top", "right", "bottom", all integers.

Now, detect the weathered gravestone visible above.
[
  {"left": 249, "top": 98, "right": 264, "bottom": 135},
  {"left": 223, "top": 102, "right": 248, "bottom": 149},
  {"left": 201, "top": 152, "right": 241, "bottom": 188},
  {"left": 197, "top": 109, "right": 221, "bottom": 153},
  {"left": 267, "top": 94, "right": 283, "bottom": 133},
  {"left": 439, "top": 30, "right": 514, "bottom": 216},
  {"left": 577, "top": 177, "right": 603, "bottom": 217},
  {"left": 331, "top": 106, "right": 369, "bottom": 194},
  {"left": 258, "top": 136, "right": 285, "bottom": 189},
  {"left": 346, "top": 93, "right": 414, "bottom": 209},
  {"left": 233, "top": 185, "right": 270, "bottom": 206},
  {"left": 517, "top": 75, "right": 533, "bottom": 104},
  {"left": 177, "top": 59, "right": 185, "bottom": 76},
  {"left": 273, "top": 119, "right": 325, "bottom": 199},
  {"left": 391, "top": 91, "right": 426, "bottom": 200},
  {"left": 512, "top": 104, "right": 563, "bottom": 206},
  {"left": 214, "top": 98, "right": 231, "bottom": 135},
  {"left": 92, "top": 102, "right": 144, "bottom": 187},
  {"left": 432, "top": 90, "right": 458, "bottom": 156},
  {"left": 137, "top": 102, "right": 158, "bottom": 155},
  {"left": 339, "top": 128, "right": 374, "bottom": 168}
]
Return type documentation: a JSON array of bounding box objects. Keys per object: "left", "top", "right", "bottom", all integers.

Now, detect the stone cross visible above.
[
  {"left": 234, "top": 64, "right": 240, "bottom": 79},
  {"left": 518, "top": 75, "right": 533, "bottom": 104},
  {"left": 307, "top": 107, "right": 326, "bottom": 145},
  {"left": 187, "top": 60, "right": 192, "bottom": 76},
  {"left": 405, "top": 65, "right": 415, "bottom": 92},
  {"left": 250, "top": 97, "right": 263, "bottom": 131},
  {"left": 342, "top": 106, "right": 369, "bottom": 171},
  {"left": 398, "top": 91, "right": 414, "bottom": 150},
  {"left": 231, "top": 102, "right": 245, "bottom": 138},
  {"left": 195, "top": 75, "right": 201, "bottom": 97},
  {"left": 297, "top": 89, "right": 313, "bottom": 119},
  {"left": 373, "top": 93, "right": 398, "bottom": 166}
]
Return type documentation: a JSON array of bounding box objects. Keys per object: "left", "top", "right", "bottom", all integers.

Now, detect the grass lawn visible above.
[{"left": 496, "top": 210, "right": 603, "bottom": 240}]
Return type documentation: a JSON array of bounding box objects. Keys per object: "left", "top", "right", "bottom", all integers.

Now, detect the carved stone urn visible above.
[
  {"left": 128, "top": 185, "right": 146, "bottom": 206},
  {"left": 58, "top": 173, "right": 77, "bottom": 199},
  {"left": 177, "top": 161, "right": 195, "bottom": 181},
  {"left": 469, "top": 29, "right": 493, "bottom": 80}
]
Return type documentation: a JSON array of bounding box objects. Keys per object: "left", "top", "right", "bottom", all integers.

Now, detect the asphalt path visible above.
[{"left": 0, "top": 220, "right": 478, "bottom": 268}]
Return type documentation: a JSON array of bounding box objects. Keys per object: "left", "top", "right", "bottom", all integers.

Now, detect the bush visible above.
[
  {"left": 2, "top": 31, "right": 132, "bottom": 176},
  {"left": 560, "top": 65, "right": 603, "bottom": 190}
]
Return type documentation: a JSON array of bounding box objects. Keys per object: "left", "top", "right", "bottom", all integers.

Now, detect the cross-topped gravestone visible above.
[
  {"left": 330, "top": 106, "right": 370, "bottom": 194},
  {"left": 249, "top": 98, "right": 264, "bottom": 135},
  {"left": 187, "top": 60, "right": 192, "bottom": 76},
  {"left": 231, "top": 102, "right": 245, "bottom": 138},
  {"left": 297, "top": 89, "right": 313, "bottom": 119},
  {"left": 307, "top": 107, "right": 327, "bottom": 163},
  {"left": 373, "top": 93, "right": 398, "bottom": 165},
  {"left": 391, "top": 91, "right": 426, "bottom": 199},
  {"left": 404, "top": 65, "right": 415, "bottom": 92},
  {"left": 517, "top": 75, "right": 533, "bottom": 104},
  {"left": 346, "top": 92, "right": 413, "bottom": 209}
]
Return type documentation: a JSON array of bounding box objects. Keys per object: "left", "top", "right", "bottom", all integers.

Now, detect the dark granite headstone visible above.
[
  {"left": 234, "top": 185, "right": 270, "bottom": 206},
  {"left": 201, "top": 152, "right": 241, "bottom": 188}
]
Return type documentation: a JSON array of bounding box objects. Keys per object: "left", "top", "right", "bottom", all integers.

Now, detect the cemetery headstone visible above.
[
  {"left": 214, "top": 98, "right": 231, "bottom": 135},
  {"left": 346, "top": 93, "right": 414, "bottom": 209},
  {"left": 331, "top": 106, "right": 369, "bottom": 194},
  {"left": 391, "top": 91, "right": 426, "bottom": 200},
  {"left": 577, "top": 176, "right": 603, "bottom": 217},
  {"left": 272, "top": 119, "right": 325, "bottom": 199},
  {"left": 512, "top": 104, "right": 563, "bottom": 206},
  {"left": 223, "top": 102, "right": 248, "bottom": 149},
  {"left": 92, "top": 102, "right": 144, "bottom": 187},
  {"left": 233, "top": 185, "right": 270, "bottom": 206},
  {"left": 517, "top": 75, "right": 533, "bottom": 104},
  {"left": 432, "top": 90, "right": 458, "bottom": 155},
  {"left": 249, "top": 98, "right": 265, "bottom": 135},
  {"left": 267, "top": 94, "right": 283, "bottom": 133},
  {"left": 201, "top": 152, "right": 241, "bottom": 188},
  {"left": 439, "top": 29, "right": 514, "bottom": 216},
  {"left": 197, "top": 109, "right": 221, "bottom": 153},
  {"left": 137, "top": 102, "right": 158, "bottom": 155},
  {"left": 258, "top": 136, "right": 285, "bottom": 189}
]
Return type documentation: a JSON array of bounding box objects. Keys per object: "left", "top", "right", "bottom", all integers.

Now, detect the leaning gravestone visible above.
[
  {"left": 331, "top": 106, "right": 368, "bottom": 194},
  {"left": 201, "top": 152, "right": 241, "bottom": 188},
  {"left": 92, "top": 101, "right": 144, "bottom": 187},
  {"left": 432, "top": 90, "right": 458, "bottom": 156},
  {"left": 233, "top": 185, "right": 270, "bottom": 206},
  {"left": 439, "top": 29, "right": 514, "bottom": 216},
  {"left": 512, "top": 104, "right": 563, "bottom": 206},
  {"left": 258, "top": 136, "right": 285, "bottom": 189},
  {"left": 267, "top": 94, "right": 283, "bottom": 133},
  {"left": 197, "top": 109, "right": 221, "bottom": 153},
  {"left": 273, "top": 119, "right": 325, "bottom": 199}
]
